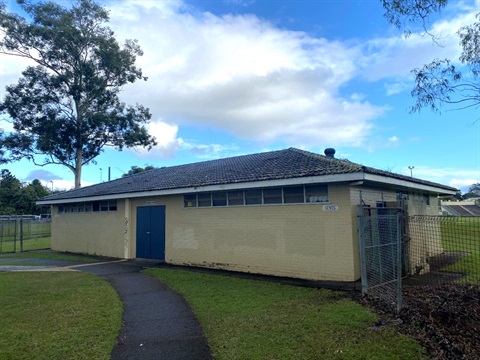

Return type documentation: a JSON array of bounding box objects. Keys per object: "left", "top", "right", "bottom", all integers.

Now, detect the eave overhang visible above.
[{"left": 37, "top": 171, "right": 456, "bottom": 205}]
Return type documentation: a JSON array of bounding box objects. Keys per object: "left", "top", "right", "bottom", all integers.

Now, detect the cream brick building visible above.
[{"left": 38, "top": 148, "right": 456, "bottom": 282}]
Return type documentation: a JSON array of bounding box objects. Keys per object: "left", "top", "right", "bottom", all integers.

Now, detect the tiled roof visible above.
[{"left": 39, "top": 148, "right": 457, "bottom": 202}]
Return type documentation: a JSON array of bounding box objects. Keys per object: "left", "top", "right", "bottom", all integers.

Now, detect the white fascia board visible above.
[
  {"left": 36, "top": 171, "right": 456, "bottom": 205},
  {"left": 37, "top": 172, "right": 364, "bottom": 205},
  {"left": 363, "top": 173, "right": 457, "bottom": 195}
]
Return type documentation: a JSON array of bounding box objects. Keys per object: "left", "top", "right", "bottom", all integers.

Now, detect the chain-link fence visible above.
[
  {"left": 0, "top": 218, "right": 51, "bottom": 253},
  {"left": 357, "top": 185, "right": 480, "bottom": 311},
  {"left": 356, "top": 189, "right": 406, "bottom": 312},
  {"left": 405, "top": 215, "right": 480, "bottom": 286},
  {"left": 358, "top": 205, "right": 404, "bottom": 313}
]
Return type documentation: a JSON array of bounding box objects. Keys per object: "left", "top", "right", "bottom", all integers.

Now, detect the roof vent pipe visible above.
[{"left": 324, "top": 148, "right": 336, "bottom": 158}]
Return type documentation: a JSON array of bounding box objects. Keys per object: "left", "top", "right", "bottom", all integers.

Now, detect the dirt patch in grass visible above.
[{"left": 356, "top": 285, "right": 480, "bottom": 360}]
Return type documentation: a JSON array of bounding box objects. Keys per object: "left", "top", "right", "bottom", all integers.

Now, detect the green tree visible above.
[
  {"left": 463, "top": 183, "right": 480, "bottom": 199},
  {"left": 0, "top": 170, "right": 51, "bottom": 214},
  {"left": 29, "top": 179, "right": 50, "bottom": 199},
  {"left": 382, "top": 0, "right": 480, "bottom": 115},
  {"left": 0, "top": 0, "right": 156, "bottom": 189},
  {"left": 13, "top": 186, "right": 38, "bottom": 214},
  {"left": 122, "top": 165, "right": 156, "bottom": 177},
  {"left": 0, "top": 169, "right": 21, "bottom": 214}
]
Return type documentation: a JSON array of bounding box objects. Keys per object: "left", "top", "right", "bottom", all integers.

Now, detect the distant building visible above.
[{"left": 441, "top": 200, "right": 480, "bottom": 216}]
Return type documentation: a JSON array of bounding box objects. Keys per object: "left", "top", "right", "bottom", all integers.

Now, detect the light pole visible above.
[{"left": 408, "top": 166, "right": 415, "bottom": 177}]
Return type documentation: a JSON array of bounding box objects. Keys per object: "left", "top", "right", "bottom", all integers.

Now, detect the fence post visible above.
[
  {"left": 396, "top": 213, "right": 403, "bottom": 313},
  {"left": 20, "top": 218, "right": 24, "bottom": 252},
  {"left": 358, "top": 204, "right": 368, "bottom": 294},
  {"left": 13, "top": 219, "right": 17, "bottom": 253}
]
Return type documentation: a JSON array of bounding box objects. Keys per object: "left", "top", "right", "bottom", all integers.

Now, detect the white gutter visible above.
[
  {"left": 37, "top": 173, "right": 363, "bottom": 205},
  {"left": 362, "top": 173, "right": 457, "bottom": 195},
  {"left": 37, "top": 171, "right": 456, "bottom": 205}
]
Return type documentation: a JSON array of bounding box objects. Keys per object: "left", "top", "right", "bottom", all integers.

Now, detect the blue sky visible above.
[{"left": 1, "top": 0, "right": 479, "bottom": 192}]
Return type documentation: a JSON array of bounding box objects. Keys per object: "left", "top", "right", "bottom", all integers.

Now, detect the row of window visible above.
[
  {"left": 184, "top": 185, "right": 328, "bottom": 208},
  {"left": 58, "top": 200, "right": 118, "bottom": 213}
]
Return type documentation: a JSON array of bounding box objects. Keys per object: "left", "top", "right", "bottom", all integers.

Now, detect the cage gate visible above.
[{"left": 358, "top": 201, "right": 406, "bottom": 313}]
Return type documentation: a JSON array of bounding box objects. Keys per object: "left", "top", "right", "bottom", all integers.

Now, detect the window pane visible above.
[
  {"left": 198, "top": 193, "right": 212, "bottom": 207},
  {"left": 92, "top": 202, "right": 100, "bottom": 212},
  {"left": 100, "top": 201, "right": 109, "bottom": 211},
  {"left": 284, "top": 186, "right": 304, "bottom": 203},
  {"left": 305, "top": 185, "right": 328, "bottom": 203},
  {"left": 228, "top": 191, "right": 244, "bottom": 206},
  {"left": 184, "top": 194, "right": 197, "bottom": 207},
  {"left": 71, "top": 204, "right": 78, "bottom": 213},
  {"left": 85, "top": 202, "right": 93, "bottom": 212},
  {"left": 424, "top": 194, "right": 430, "bottom": 205},
  {"left": 58, "top": 205, "right": 64, "bottom": 213},
  {"left": 109, "top": 200, "right": 118, "bottom": 211},
  {"left": 212, "top": 192, "right": 227, "bottom": 206},
  {"left": 245, "top": 189, "right": 262, "bottom": 205},
  {"left": 64, "top": 204, "right": 71, "bottom": 213},
  {"left": 78, "top": 203, "right": 85, "bottom": 212},
  {"left": 263, "top": 188, "right": 282, "bottom": 204}
]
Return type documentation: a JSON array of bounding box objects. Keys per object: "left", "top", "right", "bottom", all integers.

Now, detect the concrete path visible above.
[
  {"left": 79, "top": 261, "right": 212, "bottom": 360},
  {"left": 0, "top": 256, "right": 212, "bottom": 360}
]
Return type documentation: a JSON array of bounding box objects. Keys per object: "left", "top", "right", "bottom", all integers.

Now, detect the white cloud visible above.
[
  {"left": 359, "top": 3, "right": 477, "bottom": 85},
  {"left": 132, "top": 120, "right": 182, "bottom": 160},
  {"left": 182, "top": 141, "right": 241, "bottom": 159},
  {"left": 0, "top": 52, "right": 34, "bottom": 104},
  {"left": 388, "top": 135, "right": 400, "bottom": 143},
  {"left": 450, "top": 178, "right": 479, "bottom": 190},
  {"left": 37, "top": 179, "right": 93, "bottom": 192},
  {"left": 106, "top": 0, "right": 385, "bottom": 149},
  {"left": 24, "top": 169, "right": 97, "bottom": 192},
  {"left": 0, "top": 118, "right": 15, "bottom": 133},
  {"left": 1, "top": 0, "right": 477, "bottom": 162},
  {"left": 25, "top": 169, "right": 62, "bottom": 182},
  {"left": 404, "top": 165, "right": 480, "bottom": 191},
  {"left": 385, "top": 81, "right": 411, "bottom": 96}
]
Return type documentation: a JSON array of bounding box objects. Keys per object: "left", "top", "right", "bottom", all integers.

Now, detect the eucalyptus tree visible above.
[
  {"left": 382, "top": 0, "right": 480, "bottom": 116},
  {"left": 0, "top": 0, "right": 156, "bottom": 188}
]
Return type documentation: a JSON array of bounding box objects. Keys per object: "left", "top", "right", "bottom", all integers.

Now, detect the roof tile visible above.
[{"left": 40, "top": 147, "right": 457, "bottom": 202}]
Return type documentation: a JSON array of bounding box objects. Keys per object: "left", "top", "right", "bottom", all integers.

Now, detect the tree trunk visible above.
[{"left": 75, "top": 149, "right": 82, "bottom": 189}]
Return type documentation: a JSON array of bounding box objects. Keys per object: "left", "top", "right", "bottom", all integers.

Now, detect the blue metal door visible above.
[{"left": 136, "top": 206, "right": 165, "bottom": 260}]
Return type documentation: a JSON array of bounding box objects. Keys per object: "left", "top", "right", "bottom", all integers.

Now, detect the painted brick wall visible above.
[
  {"left": 130, "top": 183, "right": 358, "bottom": 281},
  {"left": 51, "top": 201, "right": 126, "bottom": 258}
]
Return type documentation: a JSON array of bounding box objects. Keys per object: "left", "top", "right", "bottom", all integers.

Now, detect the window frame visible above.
[
  {"left": 184, "top": 184, "right": 329, "bottom": 208},
  {"left": 58, "top": 200, "right": 118, "bottom": 213}
]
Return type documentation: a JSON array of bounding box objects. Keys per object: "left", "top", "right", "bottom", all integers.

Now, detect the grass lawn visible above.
[
  {"left": 144, "top": 268, "right": 425, "bottom": 360},
  {"left": 0, "top": 251, "right": 103, "bottom": 263},
  {"left": 0, "top": 221, "right": 51, "bottom": 253},
  {"left": 0, "top": 236, "right": 51, "bottom": 253},
  {"left": 0, "top": 261, "right": 48, "bottom": 266},
  {"left": 0, "top": 272, "right": 122, "bottom": 360},
  {"left": 441, "top": 217, "right": 480, "bottom": 284}
]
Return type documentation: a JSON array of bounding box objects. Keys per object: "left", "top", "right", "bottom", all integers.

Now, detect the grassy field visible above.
[
  {"left": 0, "top": 272, "right": 122, "bottom": 360},
  {"left": 0, "top": 236, "right": 51, "bottom": 253},
  {"left": 0, "top": 221, "right": 51, "bottom": 253},
  {"left": 0, "top": 252, "right": 105, "bottom": 268},
  {"left": 144, "top": 268, "right": 425, "bottom": 360},
  {"left": 441, "top": 217, "right": 480, "bottom": 283}
]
